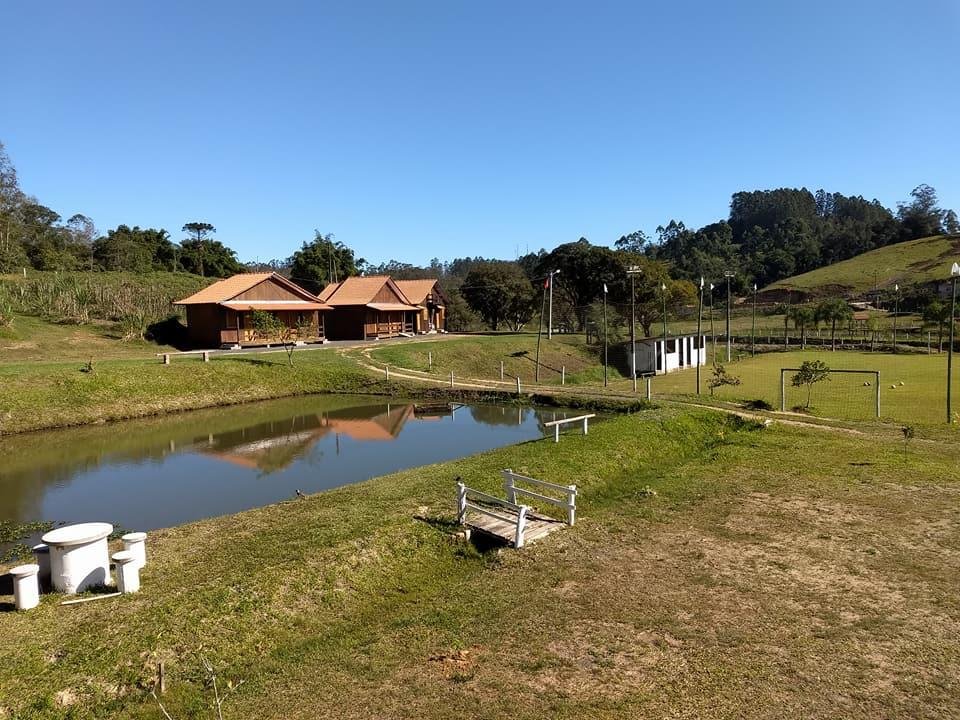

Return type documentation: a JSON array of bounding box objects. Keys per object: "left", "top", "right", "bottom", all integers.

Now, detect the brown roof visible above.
[
  {"left": 175, "top": 272, "right": 328, "bottom": 307},
  {"left": 319, "top": 275, "right": 417, "bottom": 308},
  {"left": 394, "top": 279, "right": 445, "bottom": 305}
]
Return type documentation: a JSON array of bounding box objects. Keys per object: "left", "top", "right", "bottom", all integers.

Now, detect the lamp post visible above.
[
  {"left": 696, "top": 277, "right": 704, "bottom": 394},
  {"left": 892, "top": 283, "right": 899, "bottom": 353},
  {"left": 751, "top": 283, "right": 757, "bottom": 357},
  {"left": 627, "top": 265, "right": 641, "bottom": 393},
  {"left": 547, "top": 269, "right": 560, "bottom": 339},
  {"left": 724, "top": 271, "right": 735, "bottom": 362},
  {"left": 661, "top": 283, "right": 668, "bottom": 341},
  {"left": 948, "top": 263, "right": 960, "bottom": 423}
]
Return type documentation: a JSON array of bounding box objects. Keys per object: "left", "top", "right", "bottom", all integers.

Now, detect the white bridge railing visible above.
[
  {"left": 456, "top": 480, "right": 529, "bottom": 548},
  {"left": 542, "top": 413, "right": 596, "bottom": 443},
  {"left": 502, "top": 469, "right": 577, "bottom": 526}
]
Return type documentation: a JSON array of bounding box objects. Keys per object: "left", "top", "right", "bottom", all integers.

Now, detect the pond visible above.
[{"left": 0, "top": 395, "right": 589, "bottom": 532}]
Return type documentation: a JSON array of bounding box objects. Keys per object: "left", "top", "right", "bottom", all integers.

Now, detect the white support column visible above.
[
  {"left": 554, "top": 424, "right": 560, "bottom": 443},
  {"left": 503, "top": 470, "right": 516, "bottom": 504},
  {"left": 455, "top": 481, "right": 467, "bottom": 523},
  {"left": 567, "top": 486, "right": 577, "bottom": 526},
  {"left": 582, "top": 417, "right": 589, "bottom": 435},
  {"left": 514, "top": 506, "right": 528, "bottom": 549}
]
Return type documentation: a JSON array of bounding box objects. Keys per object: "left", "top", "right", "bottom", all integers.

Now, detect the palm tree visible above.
[
  {"left": 815, "top": 298, "right": 853, "bottom": 351},
  {"left": 787, "top": 305, "right": 816, "bottom": 349},
  {"left": 923, "top": 300, "right": 951, "bottom": 352}
]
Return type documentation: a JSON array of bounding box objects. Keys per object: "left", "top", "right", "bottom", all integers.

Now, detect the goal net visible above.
[{"left": 780, "top": 368, "right": 880, "bottom": 420}]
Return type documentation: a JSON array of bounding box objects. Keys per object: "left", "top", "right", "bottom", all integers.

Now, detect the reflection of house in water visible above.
[{"left": 200, "top": 404, "right": 415, "bottom": 473}]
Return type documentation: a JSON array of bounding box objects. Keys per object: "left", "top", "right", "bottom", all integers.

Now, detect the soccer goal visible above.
[{"left": 779, "top": 367, "right": 881, "bottom": 418}]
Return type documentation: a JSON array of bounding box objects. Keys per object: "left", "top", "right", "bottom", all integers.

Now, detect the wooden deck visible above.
[{"left": 464, "top": 509, "right": 565, "bottom": 547}]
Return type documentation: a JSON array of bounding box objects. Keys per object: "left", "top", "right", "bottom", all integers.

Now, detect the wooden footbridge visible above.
[{"left": 455, "top": 470, "right": 577, "bottom": 548}]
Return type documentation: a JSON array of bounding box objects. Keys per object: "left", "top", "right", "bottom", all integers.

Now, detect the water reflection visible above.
[{"left": 0, "top": 396, "right": 583, "bottom": 531}]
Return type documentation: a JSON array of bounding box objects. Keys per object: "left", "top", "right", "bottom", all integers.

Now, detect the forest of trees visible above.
[{"left": 2, "top": 139, "right": 957, "bottom": 334}]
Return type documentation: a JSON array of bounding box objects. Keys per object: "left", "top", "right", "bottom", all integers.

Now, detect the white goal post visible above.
[{"left": 780, "top": 368, "right": 880, "bottom": 417}]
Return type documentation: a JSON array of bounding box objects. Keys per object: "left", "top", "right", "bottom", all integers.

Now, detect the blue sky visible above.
[{"left": 3, "top": 1, "right": 958, "bottom": 265}]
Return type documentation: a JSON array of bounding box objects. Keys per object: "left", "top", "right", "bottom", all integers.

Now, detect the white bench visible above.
[{"left": 542, "top": 413, "right": 596, "bottom": 443}]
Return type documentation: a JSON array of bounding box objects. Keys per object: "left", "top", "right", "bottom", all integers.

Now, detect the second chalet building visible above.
[{"left": 319, "top": 275, "right": 435, "bottom": 340}]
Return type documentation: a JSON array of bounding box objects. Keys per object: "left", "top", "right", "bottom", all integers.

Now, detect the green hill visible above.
[{"left": 764, "top": 234, "right": 960, "bottom": 297}]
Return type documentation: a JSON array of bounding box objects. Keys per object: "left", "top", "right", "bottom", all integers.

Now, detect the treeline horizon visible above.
[{"left": 2, "top": 139, "right": 957, "bottom": 334}]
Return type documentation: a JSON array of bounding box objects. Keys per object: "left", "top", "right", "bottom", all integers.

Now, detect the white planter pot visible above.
[{"left": 11, "top": 564, "right": 40, "bottom": 610}]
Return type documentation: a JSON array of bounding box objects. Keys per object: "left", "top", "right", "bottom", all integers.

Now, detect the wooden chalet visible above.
[
  {"left": 174, "top": 272, "right": 330, "bottom": 348},
  {"left": 394, "top": 279, "right": 448, "bottom": 333},
  {"left": 318, "top": 276, "right": 420, "bottom": 340}
]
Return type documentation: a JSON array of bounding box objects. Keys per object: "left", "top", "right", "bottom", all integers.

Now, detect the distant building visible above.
[
  {"left": 394, "top": 279, "right": 449, "bottom": 333},
  {"left": 630, "top": 334, "right": 707, "bottom": 376},
  {"left": 174, "top": 272, "right": 330, "bottom": 348},
  {"left": 318, "top": 276, "right": 421, "bottom": 340}
]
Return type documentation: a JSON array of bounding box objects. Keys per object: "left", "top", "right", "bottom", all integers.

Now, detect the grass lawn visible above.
[
  {"left": 0, "top": 314, "right": 181, "bottom": 364},
  {"left": 369, "top": 333, "right": 623, "bottom": 385},
  {"left": 1, "top": 408, "right": 957, "bottom": 718},
  {"left": 641, "top": 348, "right": 960, "bottom": 425}
]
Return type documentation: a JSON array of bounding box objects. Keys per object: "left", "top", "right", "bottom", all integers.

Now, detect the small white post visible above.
[
  {"left": 503, "top": 470, "right": 516, "bottom": 503},
  {"left": 500, "top": 361, "right": 504, "bottom": 381},
  {"left": 202, "top": 351, "right": 210, "bottom": 363},
  {"left": 113, "top": 551, "right": 140, "bottom": 593},
  {"left": 23, "top": 267, "right": 27, "bottom": 278},
  {"left": 582, "top": 416, "right": 589, "bottom": 435},
  {"left": 561, "top": 366, "right": 565, "bottom": 385},
  {"left": 566, "top": 486, "right": 577, "bottom": 526},
  {"left": 455, "top": 481, "right": 467, "bottom": 523},
  {"left": 11, "top": 564, "right": 40, "bottom": 611},
  {"left": 645, "top": 376, "right": 651, "bottom": 400},
  {"left": 516, "top": 376, "right": 521, "bottom": 394},
  {"left": 514, "top": 506, "right": 528, "bottom": 549},
  {"left": 928, "top": 331, "right": 932, "bottom": 354},
  {"left": 554, "top": 424, "right": 560, "bottom": 443},
  {"left": 162, "top": 354, "right": 170, "bottom": 365},
  {"left": 385, "top": 365, "right": 390, "bottom": 380},
  {"left": 450, "top": 370, "right": 454, "bottom": 388},
  {"left": 428, "top": 351, "right": 433, "bottom": 370},
  {"left": 121, "top": 532, "right": 147, "bottom": 569}
]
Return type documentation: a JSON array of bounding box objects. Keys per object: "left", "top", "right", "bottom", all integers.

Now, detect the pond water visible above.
[{"left": 0, "top": 395, "right": 587, "bottom": 532}]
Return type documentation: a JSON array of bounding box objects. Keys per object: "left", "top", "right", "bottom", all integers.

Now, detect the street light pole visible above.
[
  {"left": 662, "top": 283, "right": 668, "bottom": 342},
  {"left": 696, "top": 277, "right": 704, "bottom": 394},
  {"left": 547, "top": 269, "right": 560, "bottom": 339},
  {"left": 948, "top": 263, "right": 960, "bottom": 423},
  {"left": 751, "top": 283, "right": 757, "bottom": 357},
  {"left": 724, "top": 271, "right": 734, "bottom": 362},
  {"left": 627, "top": 266, "right": 641, "bottom": 393},
  {"left": 602, "top": 283, "right": 608, "bottom": 387}
]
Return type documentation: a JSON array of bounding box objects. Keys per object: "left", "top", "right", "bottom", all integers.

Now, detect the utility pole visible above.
[
  {"left": 724, "top": 271, "right": 735, "bottom": 362},
  {"left": 627, "top": 266, "right": 641, "bottom": 393},
  {"left": 602, "top": 283, "right": 608, "bottom": 387},
  {"left": 892, "top": 283, "right": 899, "bottom": 353},
  {"left": 696, "top": 277, "right": 704, "bottom": 394},
  {"left": 948, "top": 263, "right": 959, "bottom": 423},
  {"left": 547, "top": 269, "right": 560, "bottom": 339},
  {"left": 751, "top": 283, "right": 758, "bottom": 357}
]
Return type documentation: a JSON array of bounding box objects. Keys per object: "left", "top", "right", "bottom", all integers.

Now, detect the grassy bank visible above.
[
  {"left": 0, "top": 349, "right": 392, "bottom": 435},
  {"left": 2, "top": 408, "right": 958, "bottom": 718}
]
